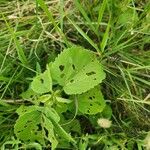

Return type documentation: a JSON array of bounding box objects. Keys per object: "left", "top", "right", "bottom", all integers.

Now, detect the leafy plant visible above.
[
  {"left": 1, "top": 0, "right": 149, "bottom": 149},
  {"left": 13, "top": 46, "right": 106, "bottom": 149}
]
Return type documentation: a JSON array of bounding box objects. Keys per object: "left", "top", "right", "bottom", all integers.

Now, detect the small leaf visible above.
[
  {"left": 16, "top": 105, "right": 41, "bottom": 116},
  {"left": 38, "top": 94, "right": 52, "bottom": 103},
  {"left": 56, "top": 97, "right": 72, "bottom": 103},
  {"left": 78, "top": 86, "right": 106, "bottom": 115},
  {"left": 20, "top": 88, "right": 36, "bottom": 99},
  {"left": 44, "top": 107, "right": 60, "bottom": 123},
  {"left": 31, "top": 67, "right": 52, "bottom": 94},
  {"left": 51, "top": 46, "right": 105, "bottom": 94}
]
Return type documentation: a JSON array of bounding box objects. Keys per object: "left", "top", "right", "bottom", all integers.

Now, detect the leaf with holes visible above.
[
  {"left": 44, "top": 108, "right": 76, "bottom": 144},
  {"left": 14, "top": 106, "right": 58, "bottom": 149},
  {"left": 77, "top": 86, "right": 106, "bottom": 114},
  {"left": 43, "top": 115, "right": 58, "bottom": 150},
  {"left": 31, "top": 66, "right": 52, "bottom": 94},
  {"left": 50, "top": 46, "right": 105, "bottom": 94},
  {"left": 14, "top": 110, "right": 45, "bottom": 145}
]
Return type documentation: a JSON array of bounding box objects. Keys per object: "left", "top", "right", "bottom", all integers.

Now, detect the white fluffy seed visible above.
[{"left": 97, "top": 118, "right": 112, "bottom": 128}]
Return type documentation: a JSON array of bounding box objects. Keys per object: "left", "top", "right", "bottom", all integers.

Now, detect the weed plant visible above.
[{"left": 0, "top": 0, "right": 150, "bottom": 149}]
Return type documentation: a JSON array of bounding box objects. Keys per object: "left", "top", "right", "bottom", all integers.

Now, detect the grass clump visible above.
[{"left": 0, "top": 0, "right": 150, "bottom": 149}]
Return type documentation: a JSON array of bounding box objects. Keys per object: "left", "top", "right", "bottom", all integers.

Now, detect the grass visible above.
[{"left": 0, "top": 0, "right": 150, "bottom": 149}]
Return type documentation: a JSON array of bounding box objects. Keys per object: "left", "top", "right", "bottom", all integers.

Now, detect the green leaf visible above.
[
  {"left": 54, "top": 103, "right": 69, "bottom": 114},
  {"left": 38, "top": 94, "right": 52, "bottom": 104},
  {"left": 16, "top": 105, "right": 41, "bottom": 116},
  {"left": 44, "top": 107, "right": 60, "bottom": 123},
  {"left": 20, "top": 88, "right": 36, "bottom": 99},
  {"left": 44, "top": 108, "right": 76, "bottom": 145},
  {"left": 51, "top": 46, "right": 105, "bottom": 94},
  {"left": 14, "top": 110, "right": 45, "bottom": 145},
  {"left": 78, "top": 86, "right": 106, "bottom": 114},
  {"left": 51, "top": 120, "right": 76, "bottom": 145},
  {"left": 43, "top": 116, "right": 58, "bottom": 150},
  {"left": 15, "top": 106, "right": 58, "bottom": 149},
  {"left": 56, "top": 97, "right": 72, "bottom": 103},
  {"left": 31, "top": 66, "right": 52, "bottom": 94},
  {"left": 63, "top": 119, "right": 81, "bottom": 135}
]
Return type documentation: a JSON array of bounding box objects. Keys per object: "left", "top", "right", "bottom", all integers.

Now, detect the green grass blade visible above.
[
  {"left": 118, "top": 66, "right": 133, "bottom": 100},
  {"left": 59, "top": 0, "right": 64, "bottom": 31},
  {"left": 100, "top": 16, "right": 111, "bottom": 52},
  {"left": 74, "top": 0, "right": 97, "bottom": 35},
  {"left": 2, "top": 15, "right": 28, "bottom": 66},
  {"left": 36, "top": 0, "right": 59, "bottom": 31},
  {"left": 97, "top": 0, "right": 107, "bottom": 31},
  {"left": 36, "top": 0, "right": 69, "bottom": 46},
  {"left": 133, "top": 76, "right": 150, "bottom": 86},
  {"left": 68, "top": 18, "right": 100, "bottom": 54}
]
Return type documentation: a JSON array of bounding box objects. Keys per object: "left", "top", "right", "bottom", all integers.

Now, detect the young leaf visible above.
[
  {"left": 44, "top": 107, "right": 60, "bottom": 123},
  {"left": 38, "top": 94, "right": 52, "bottom": 105},
  {"left": 77, "top": 86, "right": 106, "bottom": 115},
  {"left": 50, "top": 46, "right": 105, "bottom": 94},
  {"left": 31, "top": 67, "right": 52, "bottom": 94},
  {"left": 56, "top": 97, "right": 72, "bottom": 103}
]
